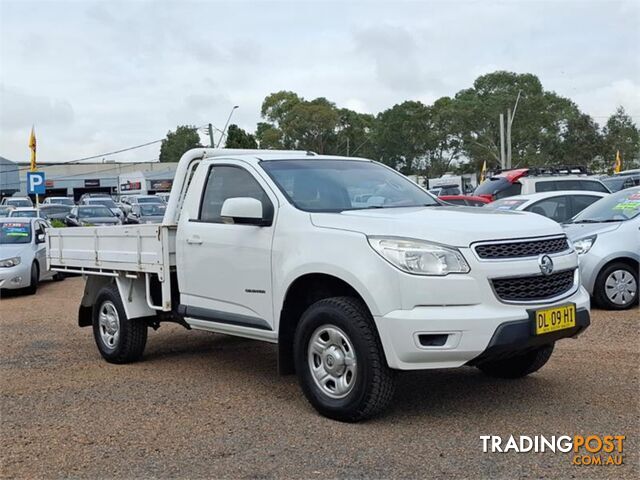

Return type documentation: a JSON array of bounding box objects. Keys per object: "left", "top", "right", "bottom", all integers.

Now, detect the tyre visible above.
[
  {"left": 293, "top": 296, "right": 395, "bottom": 422},
  {"left": 92, "top": 284, "right": 148, "bottom": 364},
  {"left": 53, "top": 272, "right": 65, "bottom": 281},
  {"left": 25, "top": 262, "right": 39, "bottom": 295},
  {"left": 477, "top": 344, "right": 554, "bottom": 379},
  {"left": 593, "top": 262, "right": 638, "bottom": 310}
]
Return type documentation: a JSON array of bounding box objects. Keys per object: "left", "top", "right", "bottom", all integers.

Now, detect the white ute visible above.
[{"left": 47, "top": 149, "right": 591, "bottom": 421}]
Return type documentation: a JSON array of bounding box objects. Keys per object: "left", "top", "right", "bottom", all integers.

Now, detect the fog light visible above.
[{"left": 11, "top": 276, "right": 23, "bottom": 284}]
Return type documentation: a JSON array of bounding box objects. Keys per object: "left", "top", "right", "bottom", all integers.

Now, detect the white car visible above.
[
  {"left": 47, "top": 149, "right": 591, "bottom": 421},
  {"left": 475, "top": 168, "right": 610, "bottom": 201},
  {"left": 42, "top": 196, "right": 75, "bottom": 206},
  {"left": 0, "top": 196, "right": 33, "bottom": 208},
  {"left": 0, "top": 218, "right": 60, "bottom": 293},
  {"left": 485, "top": 191, "right": 609, "bottom": 223},
  {"left": 8, "top": 207, "right": 40, "bottom": 219}
]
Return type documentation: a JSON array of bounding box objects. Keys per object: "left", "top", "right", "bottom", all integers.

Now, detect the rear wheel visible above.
[
  {"left": 477, "top": 344, "right": 554, "bottom": 379},
  {"left": 294, "top": 296, "right": 395, "bottom": 422},
  {"left": 593, "top": 262, "right": 638, "bottom": 310},
  {"left": 92, "top": 284, "right": 147, "bottom": 364}
]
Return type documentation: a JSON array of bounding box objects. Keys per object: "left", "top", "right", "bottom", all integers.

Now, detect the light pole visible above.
[
  {"left": 506, "top": 90, "right": 522, "bottom": 169},
  {"left": 216, "top": 105, "right": 239, "bottom": 148}
]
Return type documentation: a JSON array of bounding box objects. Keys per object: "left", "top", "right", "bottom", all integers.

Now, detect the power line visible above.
[{"left": 16, "top": 138, "right": 163, "bottom": 172}]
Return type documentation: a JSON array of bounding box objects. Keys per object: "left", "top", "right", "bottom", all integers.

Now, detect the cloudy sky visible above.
[{"left": 1, "top": 0, "right": 638, "bottom": 163}]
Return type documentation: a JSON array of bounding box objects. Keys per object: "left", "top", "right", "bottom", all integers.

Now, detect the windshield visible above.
[
  {"left": 569, "top": 188, "right": 640, "bottom": 223},
  {"left": 10, "top": 210, "right": 38, "bottom": 218},
  {"left": 78, "top": 206, "right": 114, "bottom": 218},
  {"left": 49, "top": 198, "right": 74, "bottom": 205},
  {"left": 137, "top": 197, "right": 162, "bottom": 204},
  {"left": 261, "top": 160, "right": 439, "bottom": 212},
  {"left": 139, "top": 204, "right": 166, "bottom": 216},
  {"left": 88, "top": 199, "right": 117, "bottom": 208},
  {"left": 7, "top": 199, "right": 32, "bottom": 207},
  {"left": 0, "top": 222, "right": 31, "bottom": 244},
  {"left": 485, "top": 198, "right": 528, "bottom": 211}
]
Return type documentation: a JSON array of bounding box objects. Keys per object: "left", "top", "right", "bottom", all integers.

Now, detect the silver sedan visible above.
[
  {"left": 0, "top": 218, "right": 61, "bottom": 294},
  {"left": 563, "top": 187, "right": 640, "bottom": 310}
]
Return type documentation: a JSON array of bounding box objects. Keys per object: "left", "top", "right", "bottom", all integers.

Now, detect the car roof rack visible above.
[{"left": 491, "top": 165, "right": 592, "bottom": 177}]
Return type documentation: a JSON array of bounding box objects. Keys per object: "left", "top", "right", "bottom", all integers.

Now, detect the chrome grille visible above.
[
  {"left": 475, "top": 237, "right": 569, "bottom": 259},
  {"left": 492, "top": 269, "right": 575, "bottom": 302}
]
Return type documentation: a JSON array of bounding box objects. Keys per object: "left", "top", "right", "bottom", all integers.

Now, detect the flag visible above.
[
  {"left": 614, "top": 150, "right": 622, "bottom": 174},
  {"left": 29, "top": 126, "right": 37, "bottom": 171},
  {"left": 480, "top": 160, "right": 487, "bottom": 183}
]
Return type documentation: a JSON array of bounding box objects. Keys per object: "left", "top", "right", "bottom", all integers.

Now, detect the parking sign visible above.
[{"left": 27, "top": 171, "right": 46, "bottom": 194}]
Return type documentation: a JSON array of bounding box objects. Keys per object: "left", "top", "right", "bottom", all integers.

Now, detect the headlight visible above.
[
  {"left": 368, "top": 237, "right": 470, "bottom": 275},
  {"left": 0, "top": 257, "right": 21, "bottom": 268},
  {"left": 573, "top": 235, "right": 596, "bottom": 255}
]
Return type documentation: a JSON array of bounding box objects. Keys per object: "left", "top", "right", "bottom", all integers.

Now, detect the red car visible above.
[{"left": 439, "top": 195, "right": 491, "bottom": 207}]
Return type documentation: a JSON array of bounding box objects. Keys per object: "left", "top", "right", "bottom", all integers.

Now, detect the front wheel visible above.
[
  {"left": 92, "top": 284, "right": 148, "bottom": 364},
  {"left": 25, "top": 262, "right": 39, "bottom": 295},
  {"left": 294, "top": 297, "right": 395, "bottom": 422},
  {"left": 593, "top": 262, "right": 638, "bottom": 310},
  {"left": 477, "top": 344, "right": 554, "bottom": 379}
]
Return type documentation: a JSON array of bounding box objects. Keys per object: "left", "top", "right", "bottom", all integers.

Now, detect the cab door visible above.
[{"left": 176, "top": 161, "right": 277, "bottom": 330}]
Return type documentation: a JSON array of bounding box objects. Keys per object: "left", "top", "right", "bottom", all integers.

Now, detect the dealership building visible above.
[{"left": 0, "top": 156, "right": 177, "bottom": 201}]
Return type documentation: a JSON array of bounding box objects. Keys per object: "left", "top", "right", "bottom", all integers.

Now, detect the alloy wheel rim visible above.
[
  {"left": 604, "top": 269, "right": 637, "bottom": 306},
  {"left": 308, "top": 325, "right": 357, "bottom": 399},
  {"left": 98, "top": 301, "right": 120, "bottom": 350}
]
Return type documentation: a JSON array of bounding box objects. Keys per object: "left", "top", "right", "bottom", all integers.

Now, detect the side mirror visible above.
[
  {"left": 220, "top": 197, "right": 268, "bottom": 226},
  {"left": 36, "top": 233, "right": 46, "bottom": 243}
]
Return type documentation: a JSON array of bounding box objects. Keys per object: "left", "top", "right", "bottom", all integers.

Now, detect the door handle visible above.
[{"left": 186, "top": 236, "right": 203, "bottom": 245}]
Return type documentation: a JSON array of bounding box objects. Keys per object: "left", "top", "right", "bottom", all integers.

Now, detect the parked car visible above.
[
  {"left": 485, "top": 191, "right": 609, "bottom": 223},
  {"left": 156, "top": 192, "right": 171, "bottom": 203},
  {"left": 563, "top": 187, "right": 639, "bottom": 310},
  {"left": 475, "top": 167, "right": 610, "bottom": 202},
  {"left": 439, "top": 195, "right": 490, "bottom": 206},
  {"left": 78, "top": 193, "right": 112, "bottom": 204},
  {"left": 119, "top": 194, "right": 162, "bottom": 215},
  {"left": 42, "top": 196, "right": 75, "bottom": 206},
  {"left": 1, "top": 196, "right": 33, "bottom": 208},
  {"left": 38, "top": 205, "right": 73, "bottom": 221},
  {"left": 0, "top": 206, "right": 15, "bottom": 217},
  {"left": 80, "top": 197, "right": 124, "bottom": 220},
  {"left": 126, "top": 203, "right": 166, "bottom": 224},
  {"left": 600, "top": 174, "right": 640, "bottom": 192},
  {"left": 8, "top": 208, "right": 40, "bottom": 218},
  {"left": 0, "top": 218, "right": 61, "bottom": 294},
  {"left": 48, "top": 149, "right": 591, "bottom": 422},
  {"left": 65, "top": 206, "right": 121, "bottom": 227}
]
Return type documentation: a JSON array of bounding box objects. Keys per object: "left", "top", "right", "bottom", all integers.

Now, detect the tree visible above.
[
  {"left": 159, "top": 125, "right": 201, "bottom": 163},
  {"left": 225, "top": 124, "right": 257, "bottom": 149},
  {"left": 602, "top": 107, "right": 640, "bottom": 171},
  {"left": 371, "top": 101, "right": 430, "bottom": 173}
]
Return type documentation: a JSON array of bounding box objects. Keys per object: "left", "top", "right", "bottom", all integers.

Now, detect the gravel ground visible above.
[{"left": 1, "top": 277, "right": 638, "bottom": 479}]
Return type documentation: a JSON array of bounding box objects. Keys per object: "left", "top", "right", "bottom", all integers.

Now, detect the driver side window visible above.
[{"left": 199, "top": 165, "right": 273, "bottom": 223}]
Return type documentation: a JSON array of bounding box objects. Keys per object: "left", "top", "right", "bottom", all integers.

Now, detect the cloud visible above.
[
  {"left": 0, "top": 0, "right": 638, "bottom": 162},
  {"left": 0, "top": 86, "right": 74, "bottom": 130}
]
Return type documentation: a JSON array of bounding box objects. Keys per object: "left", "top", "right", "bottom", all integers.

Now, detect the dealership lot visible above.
[{"left": 1, "top": 277, "right": 637, "bottom": 479}]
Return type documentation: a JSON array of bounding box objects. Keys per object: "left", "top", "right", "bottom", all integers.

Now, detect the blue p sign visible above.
[{"left": 27, "top": 171, "right": 46, "bottom": 195}]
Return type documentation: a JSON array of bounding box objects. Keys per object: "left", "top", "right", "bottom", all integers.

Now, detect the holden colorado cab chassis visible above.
[{"left": 47, "top": 148, "right": 591, "bottom": 422}]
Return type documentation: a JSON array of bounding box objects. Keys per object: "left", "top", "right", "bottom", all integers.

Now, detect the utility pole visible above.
[
  {"left": 346, "top": 137, "right": 350, "bottom": 156},
  {"left": 207, "top": 123, "right": 214, "bottom": 148},
  {"left": 499, "top": 113, "right": 506, "bottom": 169}
]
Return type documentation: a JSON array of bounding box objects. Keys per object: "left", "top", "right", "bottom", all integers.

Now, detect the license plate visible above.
[{"left": 534, "top": 304, "right": 576, "bottom": 335}]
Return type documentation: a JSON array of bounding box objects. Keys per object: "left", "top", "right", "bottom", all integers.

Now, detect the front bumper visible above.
[
  {"left": 374, "top": 285, "right": 591, "bottom": 370},
  {"left": 0, "top": 262, "right": 31, "bottom": 290}
]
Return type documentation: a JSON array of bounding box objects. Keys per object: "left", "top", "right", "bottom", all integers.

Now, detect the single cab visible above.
[{"left": 46, "top": 149, "right": 591, "bottom": 421}]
